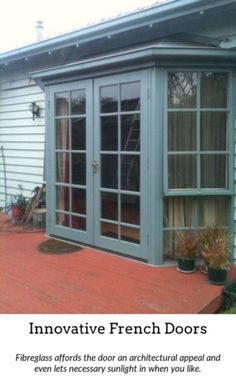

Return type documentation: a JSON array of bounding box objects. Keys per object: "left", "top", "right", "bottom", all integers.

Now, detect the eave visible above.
[
  {"left": 0, "top": 0, "right": 236, "bottom": 66},
  {"left": 31, "top": 45, "right": 236, "bottom": 86}
]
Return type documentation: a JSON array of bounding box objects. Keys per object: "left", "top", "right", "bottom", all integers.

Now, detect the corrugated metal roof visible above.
[
  {"left": 0, "top": 1, "right": 173, "bottom": 55},
  {"left": 57, "top": 1, "right": 174, "bottom": 37},
  {"left": 0, "top": 0, "right": 235, "bottom": 65}
]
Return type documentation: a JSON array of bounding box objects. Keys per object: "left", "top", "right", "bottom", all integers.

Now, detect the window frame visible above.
[{"left": 163, "top": 69, "right": 233, "bottom": 196}]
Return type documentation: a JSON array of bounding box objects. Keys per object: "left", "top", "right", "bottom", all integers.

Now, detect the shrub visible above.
[
  {"left": 199, "top": 227, "right": 231, "bottom": 270},
  {"left": 176, "top": 230, "right": 198, "bottom": 260}
]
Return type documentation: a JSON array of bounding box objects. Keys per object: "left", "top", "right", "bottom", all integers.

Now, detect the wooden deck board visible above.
[{"left": 1, "top": 215, "right": 236, "bottom": 314}]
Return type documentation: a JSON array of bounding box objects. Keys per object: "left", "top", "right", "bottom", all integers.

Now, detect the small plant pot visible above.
[
  {"left": 11, "top": 205, "right": 24, "bottom": 221},
  {"left": 208, "top": 266, "right": 228, "bottom": 285},
  {"left": 32, "top": 208, "right": 46, "bottom": 228},
  {"left": 177, "top": 258, "right": 196, "bottom": 273}
]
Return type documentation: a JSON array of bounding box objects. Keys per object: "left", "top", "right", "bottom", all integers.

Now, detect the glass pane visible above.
[
  {"left": 168, "top": 112, "right": 196, "bottom": 151},
  {"left": 121, "top": 82, "right": 140, "bottom": 111},
  {"left": 56, "top": 153, "right": 69, "bottom": 183},
  {"left": 56, "top": 119, "right": 69, "bottom": 150},
  {"left": 121, "top": 114, "right": 140, "bottom": 151},
  {"left": 201, "top": 73, "right": 228, "bottom": 108},
  {"left": 71, "top": 89, "right": 85, "bottom": 115},
  {"left": 101, "top": 155, "right": 118, "bottom": 189},
  {"left": 121, "top": 226, "right": 140, "bottom": 244},
  {"left": 121, "top": 155, "right": 140, "bottom": 191},
  {"left": 101, "top": 222, "right": 118, "bottom": 239},
  {"left": 71, "top": 216, "right": 86, "bottom": 231},
  {"left": 56, "top": 186, "right": 70, "bottom": 211},
  {"left": 101, "top": 116, "right": 118, "bottom": 151},
  {"left": 163, "top": 197, "right": 195, "bottom": 228},
  {"left": 168, "top": 72, "right": 197, "bottom": 108},
  {"left": 71, "top": 118, "right": 86, "bottom": 150},
  {"left": 121, "top": 194, "right": 140, "bottom": 225},
  {"left": 201, "top": 112, "right": 227, "bottom": 151},
  {"left": 201, "top": 155, "right": 227, "bottom": 188},
  {"left": 72, "top": 153, "right": 86, "bottom": 185},
  {"left": 56, "top": 212, "right": 70, "bottom": 227},
  {"left": 72, "top": 188, "right": 86, "bottom": 214},
  {"left": 168, "top": 155, "right": 197, "bottom": 189},
  {"left": 55, "top": 92, "right": 69, "bottom": 116},
  {"left": 100, "top": 85, "right": 118, "bottom": 113},
  {"left": 101, "top": 192, "right": 118, "bottom": 221},
  {"left": 199, "top": 197, "right": 229, "bottom": 227},
  {"left": 163, "top": 231, "right": 178, "bottom": 258}
]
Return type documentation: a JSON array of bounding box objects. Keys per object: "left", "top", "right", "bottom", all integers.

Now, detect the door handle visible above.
[{"left": 92, "top": 160, "right": 98, "bottom": 174}]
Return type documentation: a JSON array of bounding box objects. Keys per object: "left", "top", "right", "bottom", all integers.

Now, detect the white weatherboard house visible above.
[{"left": 1, "top": 0, "right": 236, "bottom": 265}]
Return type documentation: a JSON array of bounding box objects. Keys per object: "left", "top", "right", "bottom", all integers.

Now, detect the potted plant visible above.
[
  {"left": 199, "top": 227, "right": 231, "bottom": 285},
  {"left": 176, "top": 230, "right": 198, "bottom": 273},
  {"left": 10, "top": 185, "right": 28, "bottom": 221}
]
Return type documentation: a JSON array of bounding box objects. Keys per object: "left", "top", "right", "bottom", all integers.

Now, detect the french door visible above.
[{"left": 48, "top": 71, "right": 148, "bottom": 259}]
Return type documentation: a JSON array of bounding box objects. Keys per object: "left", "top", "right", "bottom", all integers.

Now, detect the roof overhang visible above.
[
  {"left": 31, "top": 44, "right": 236, "bottom": 86},
  {"left": 1, "top": 0, "right": 236, "bottom": 66}
]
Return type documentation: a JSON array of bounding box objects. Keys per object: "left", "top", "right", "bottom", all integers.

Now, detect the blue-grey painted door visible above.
[
  {"left": 93, "top": 72, "right": 148, "bottom": 259},
  {"left": 47, "top": 71, "right": 148, "bottom": 260}
]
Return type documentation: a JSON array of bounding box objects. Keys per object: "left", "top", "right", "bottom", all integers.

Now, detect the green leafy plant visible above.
[
  {"left": 223, "top": 306, "right": 236, "bottom": 314},
  {"left": 176, "top": 230, "right": 199, "bottom": 260},
  {"left": 10, "top": 185, "right": 28, "bottom": 212}
]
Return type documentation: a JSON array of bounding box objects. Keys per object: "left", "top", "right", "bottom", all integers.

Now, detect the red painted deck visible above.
[{"left": 0, "top": 215, "right": 236, "bottom": 314}]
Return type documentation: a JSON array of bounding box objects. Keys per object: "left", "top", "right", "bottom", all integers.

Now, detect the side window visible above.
[
  {"left": 167, "top": 72, "right": 229, "bottom": 192},
  {"left": 164, "top": 71, "right": 230, "bottom": 259}
]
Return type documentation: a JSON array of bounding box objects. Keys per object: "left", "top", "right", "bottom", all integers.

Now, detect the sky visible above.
[{"left": 0, "top": 0, "right": 165, "bottom": 53}]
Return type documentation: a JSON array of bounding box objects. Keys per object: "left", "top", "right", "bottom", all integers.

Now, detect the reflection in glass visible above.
[
  {"left": 121, "top": 194, "right": 140, "bottom": 225},
  {"left": 168, "top": 112, "right": 196, "bottom": 151},
  {"left": 101, "top": 192, "right": 118, "bottom": 221},
  {"left": 100, "top": 85, "right": 118, "bottom": 113},
  {"left": 200, "top": 112, "right": 227, "bottom": 151},
  {"left": 201, "top": 73, "right": 228, "bottom": 108},
  {"left": 56, "top": 186, "right": 70, "bottom": 211},
  {"left": 72, "top": 188, "right": 86, "bottom": 214},
  {"left": 121, "top": 155, "right": 140, "bottom": 191},
  {"left": 201, "top": 155, "right": 227, "bottom": 188},
  {"left": 71, "top": 118, "right": 86, "bottom": 150},
  {"left": 56, "top": 153, "right": 69, "bottom": 183},
  {"left": 56, "top": 212, "right": 70, "bottom": 227},
  {"left": 101, "top": 222, "right": 118, "bottom": 239},
  {"left": 71, "top": 216, "right": 86, "bottom": 231},
  {"left": 121, "top": 226, "right": 140, "bottom": 244},
  {"left": 121, "top": 114, "right": 140, "bottom": 151},
  {"left": 71, "top": 89, "right": 86, "bottom": 115},
  {"left": 199, "top": 197, "right": 229, "bottom": 227},
  {"left": 168, "top": 155, "right": 196, "bottom": 189},
  {"left": 72, "top": 153, "right": 86, "bottom": 185},
  {"left": 168, "top": 72, "right": 197, "bottom": 108},
  {"left": 55, "top": 92, "right": 69, "bottom": 116},
  {"left": 101, "top": 116, "right": 118, "bottom": 151},
  {"left": 101, "top": 155, "right": 118, "bottom": 189},
  {"left": 121, "top": 82, "right": 140, "bottom": 111},
  {"left": 56, "top": 119, "right": 69, "bottom": 150}
]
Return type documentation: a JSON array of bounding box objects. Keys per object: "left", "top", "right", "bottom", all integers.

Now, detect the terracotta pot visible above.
[{"left": 11, "top": 205, "right": 24, "bottom": 220}]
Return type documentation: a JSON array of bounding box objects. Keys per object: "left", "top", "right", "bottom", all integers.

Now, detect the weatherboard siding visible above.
[{"left": 0, "top": 71, "right": 45, "bottom": 208}]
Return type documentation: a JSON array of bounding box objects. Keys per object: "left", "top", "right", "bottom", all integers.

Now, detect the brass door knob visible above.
[{"left": 92, "top": 160, "right": 98, "bottom": 174}]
